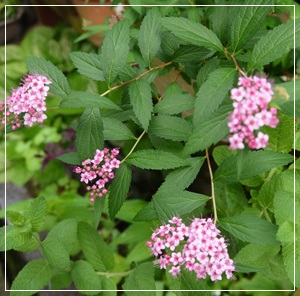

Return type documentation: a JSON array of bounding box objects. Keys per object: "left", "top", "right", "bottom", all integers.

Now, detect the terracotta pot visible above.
[{"left": 72, "top": 0, "right": 116, "bottom": 46}]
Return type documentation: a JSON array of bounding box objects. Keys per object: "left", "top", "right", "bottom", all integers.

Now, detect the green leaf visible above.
[
  {"left": 46, "top": 219, "right": 77, "bottom": 254},
  {"left": 180, "top": 268, "right": 211, "bottom": 293},
  {"left": 26, "top": 196, "right": 47, "bottom": 232},
  {"left": 160, "top": 17, "right": 224, "bottom": 51},
  {"left": 101, "top": 19, "right": 131, "bottom": 86},
  {"left": 276, "top": 221, "right": 294, "bottom": 244},
  {"left": 148, "top": 115, "right": 192, "bottom": 142},
  {"left": 209, "top": 6, "right": 230, "bottom": 44},
  {"left": 11, "top": 259, "right": 52, "bottom": 296},
  {"left": 283, "top": 241, "right": 300, "bottom": 288},
  {"left": 149, "top": 133, "right": 184, "bottom": 156},
  {"left": 153, "top": 191, "right": 210, "bottom": 221},
  {"left": 193, "top": 68, "right": 236, "bottom": 125},
  {"left": 25, "top": 56, "right": 70, "bottom": 98},
  {"left": 154, "top": 93, "right": 195, "bottom": 115},
  {"left": 1, "top": 225, "right": 32, "bottom": 251},
  {"left": 219, "top": 216, "right": 279, "bottom": 245},
  {"left": 126, "top": 149, "right": 188, "bottom": 170},
  {"left": 129, "top": 78, "right": 153, "bottom": 131},
  {"left": 94, "top": 196, "right": 106, "bottom": 230},
  {"left": 234, "top": 243, "right": 280, "bottom": 273},
  {"left": 184, "top": 104, "right": 231, "bottom": 155},
  {"left": 214, "top": 150, "right": 294, "bottom": 183},
  {"left": 72, "top": 260, "right": 102, "bottom": 295},
  {"left": 56, "top": 151, "right": 81, "bottom": 165},
  {"left": 230, "top": 1, "right": 272, "bottom": 53},
  {"left": 40, "top": 237, "right": 70, "bottom": 270},
  {"left": 172, "top": 45, "right": 214, "bottom": 64},
  {"left": 6, "top": 211, "right": 26, "bottom": 227},
  {"left": 123, "top": 262, "right": 156, "bottom": 294},
  {"left": 108, "top": 162, "right": 132, "bottom": 219},
  {"left": 77, "top": 221, "right": 114, "bottom": 271},
  {"left": 274, "top": 189, "right": 294, "bottom": 225},
  {"left": 51, "top": 270, "right": 72, "bottom": 290},
  {"left": 138, "top": 7, "right": 162, "bottom": 67},
  {"left": 99, "top": 276, "right": 117, "bottom": 295},
  {"left": 60, "top": 91, "right": 121, "bottom": 110},
  {"left": 76, "top": 108, "right": 104, "bottom": 162},
  {"left": 133, "top": 201, "right": 158, "bottom": 222},
  {"left": 103, "top": 117, "right": 136, "bottom": 141},
  {"left": 248, "top": 19, "right": 299, "bottom": 70},
  {"left": 262, "top": 115, "right": 294, "bottom": 153},
  {"left": 69, "top": 51, "right": 105, "bottom": 81},
  {"left": 196, "top": 57, "right": 220, "bottom": 87},
  {"left": 212, "top": 145, "right": 236, "bottom": 166}
]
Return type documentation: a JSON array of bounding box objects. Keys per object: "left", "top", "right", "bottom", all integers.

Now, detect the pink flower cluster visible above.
[
  {"left": 228, "top": 75, "right": 279, "bottom": 150},
  {"left": 0, "top": 102, "right": 21, "bottom": 131},
  {"left": 146, "top": 216, "right": 235, "bottom": 282},
  {"left": 74, "top": 148, "right": 120, "bottom": 202},
  {"left": 7, "top": 74, "right": 51, "bottom": 128}
]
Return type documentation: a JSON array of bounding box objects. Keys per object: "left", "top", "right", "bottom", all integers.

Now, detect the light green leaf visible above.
[
  {"left": 148, "top": 114, "right": 192, "bottom": 142},
  {"left": 283, "top": 241, "right": 300, "bottom": 288},
  {"left": 248, "top": 19, "right": 299, "bottom": 70},
  {"left": 25, "top": 56, "right": 70, "bottom": 98},
  {"left": 219, "top": 216, "right": 279, "bottom": 245},
  {"left": 77, "top": 221, "right": 114, "bottom": 271},
  {"left": 101, "top": 19, "right": 131, "bottom": 86},
  {"left": 51, "top": 270, "right": 72, "bottom": 290},
  {"left": 193, "top": 68, "right": 236, "bottom": 125},
  {"left": 276, "top": 221, "right": 294, "bottom": 244},
  {"left": 230, "top": 1, "right": 272, "bottom": 52},
  {"left": 138, "top": 7, "right": 162, "bottom": 67},
  {"left": 185, "top": 104, "right": 231, "bottom": 155},
  {"left": 212, "top": 145, "right": 236, "bottom": 166},
  {"left": 76, "top": 108, "right": 104, "bottom": 162},
  {"left": 123, "top": 262, "right": 156, "bottom": 294},
  {"left": 129, "top": 78, "right": 153, "bottom": 131},
  {"left": 215, "top": 150, "right": 294, "bottom": 183},
  {"left": 11, "top": 259, "right": 52, "bottom": 296},
  {"left": 160, "top": 17, "right": 224, "bottom": 51},
  {"left": 274, "top": 189, "right": 294, "bottom": 225},
  {"left": 126, "top": 149, "right": 188, "bottom": 170},
  {"left": 99, "top": 276, "right": 117, "bottom": 295},
  {"left": 103, "top": 117, "right": 136, "bottom": 141},
  {"left": 69, "top": 51, "right": 104, "bottom": 81},
  {"left": 56, "top": 151, "right": 81, "bottom": 165},
  {"left": 108, "top": 163, "right": 132, "bottom": 219},
  {"left": 1, "top": 225, "right": 32, "bottom": 251},
  {"left": 180, "top": 268, "right": 210, "bottom": 292},
  {"left": 72, "top": 260, "right": 102, "bottom": 295},
  {"left": 154, "top": 93, "right": 195, "bottom": 115},
  {"left": 6, "top": 211, "right": 26, "bottom": 227},
  {"left": 40, "top": 237, "right": 70, "bottom": 269},
  {"left": 27, "top": 196, "right": 47, "bottom": 232},
  {"left": 60, "top": 91, "right": 121, "bottom": 110}
]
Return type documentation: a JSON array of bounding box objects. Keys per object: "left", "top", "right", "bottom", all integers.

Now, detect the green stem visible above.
[
  {"left": 261, "top": 207, "right": 272, "bottom": 223},
  {"left": 205, "top": 148, "right": 218, "bottom": 224},
  {"left": 96, "top": 269, "right": 134, "bottom": 278},
  {"left": 121, "top": 130, "right": 146, "bottom": 164},
  {"left": 264, "top": 167, "right": 277, "bottom": 183}
]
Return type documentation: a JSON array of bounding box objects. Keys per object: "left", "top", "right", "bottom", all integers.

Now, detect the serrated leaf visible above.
[
  {"left": 148, "top": 114, "right": 192, "bottom": 141},
  {"left": 172, "top": 45, "right": 214, "bottom": 64},
  {"left": 154, "top": 93, "right": 195, "bottom": 115},
  {"left": 214, "top": 150, "right": 294, "bottom": 183},
  {"left": 2, "top": 225, "right": 32, "bottom": 251},
  {"left": 108, "top": 163, "right": 132, "bottom": 219},
  {"left": 160, "top": 17, "right": 223, "bottom": 51},
  {"left": 72, "top": 260, "right": 102, "bottom": 295},
  {"left": 27, "top": 196, "right": 47, "bottom": 232},
  {"left": 133, "top": 201, "right": 158, "bottom": 222},
  {"left": 103, "top": 117, "right": 136, "bottom": 141},
  {"left": 56, "top": 151, "right": 81, "bottom": 165},
  {"left": 209, "top": 6, "right": 230, "bottom": 43},
  {"left": 185, "top": 104, "right": 231, "bottom": 155},
  {"left": 138, "top": 7, "right": 162, "bottom": 67},
  {"left": 46, "top": 219, "right": 77, "bottom": 254},
  {"left": 77, "top": 221, "right": 114, "bottom": 271},
  {"left": 219, "top": 216, "right": 279, "bottom": 245},
  {"left": 276, "top": 221, "right": 294, "bottom": 244},
  {"left": 274, "top": 189, "right": 294, "bottom": 225},
  {"left": 248, "top": 19, "right": 299, "bottom": 70},
  {"left": 123, "top": 262, "right": 156, "bottom": 294},
  {"left": 196, "top": 57, "right": 220, "bottom": 87},
  {"left": 94, "top": 196, "right": 106, "bottom": 230},
  {"left": 126, "top": 149, "right": 188, "bottom": 170},
  {"left": 101, "top": 19, "right": 131, "bottom": 86},
  {"left": 25, "top": 56, "right": 70, "bottom": 98},
  {"left": 149, "top": 133, "right": 184, "bottom": 156},
  {"left": 212, "top": 145, "right": 236, "bottom": 166},
  {"left": 60, "top": 91, "right": 121, "bottom": 110},
  {"left": 283, "top": 241, "right": 300, "bottom": 288},
  {"left": 153, "top": 191, "right": 210, "bottom": 221},
  {"left": 69, "top": 52, "right": 104, "bottom": 81},
  {"left": 40, "top": 237, "right": 70, "bottom": 270},
  {"left": 6, "top": 211, "right": 26, "bottom": 227},
  {"left": 262, "top": 115, "right": 294, "bottom": 153},
  {"left": 230, "top": 1, "right": 272, "bottom": 53},
  {"left": 11, "top": 259, "right": 52, "bottom": 296},
  {"left": 193, "top": 68, "right": 236, "bottom": 125},
  {"left": 51, "top": 270, "right": 72, "bottom": 290},
  {"left": 76, "top": 108, "right": 104, "bottom": 162},
  {"left": 129, "top": 79, "right": 153, "bottom": 131}
]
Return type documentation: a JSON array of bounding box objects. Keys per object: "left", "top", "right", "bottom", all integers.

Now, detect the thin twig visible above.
[
  {"left": 205, "top": 148, "right": 218, "bottom": 224},
  {"left": 224, "top": 48, "right": 247, "bottom": 77},
  {"left": 121, "top": 130, "right": 146, "bottom": 163},
  {"left": 172, "top": 65, "right": 185, "bottom": 83}
]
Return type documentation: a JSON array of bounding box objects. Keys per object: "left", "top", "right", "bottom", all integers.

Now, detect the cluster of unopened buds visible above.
[
  {"left": 4, "top": 74, "right": 51, "bottom": 129},
  {"left": 74, "top": 148, "right": 120, "bottom": 202},
  {"left": 0, "top": 102, "right": 21, "bottom": 132},
  {"left": 146, "top": 216, "right": 235, "bottom": 282},
  {"left": 228, "top": 75, "right": 279, "bottom": 150}
]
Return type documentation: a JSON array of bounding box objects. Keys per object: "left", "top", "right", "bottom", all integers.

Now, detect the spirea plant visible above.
[{"left": 1, "top": 2, "right": 299, "bottom": 294}]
